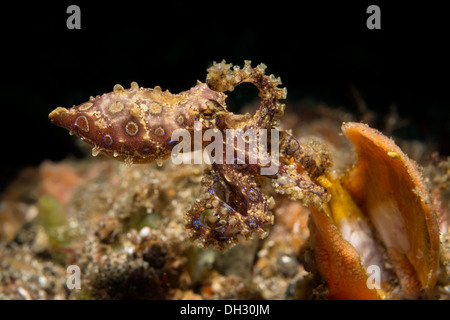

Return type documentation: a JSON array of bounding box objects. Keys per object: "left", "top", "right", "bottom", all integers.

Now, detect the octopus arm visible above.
[
  {"left": 279, "top": 130, "right": 333, "bottom": 179},
  {"left": 206, "top": 60, "right": 286, "bottom": 129},
  {"left": 184, "top": 167, "right": 273, "bottom": 251}
]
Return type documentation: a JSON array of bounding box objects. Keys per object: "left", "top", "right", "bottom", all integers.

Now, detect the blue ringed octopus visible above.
[{"left": 49, "top": 60, "right": 332, "bottom": 252}]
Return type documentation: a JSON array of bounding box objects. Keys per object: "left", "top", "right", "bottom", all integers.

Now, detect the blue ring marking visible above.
[
  {"left": 177, "top": 115, "right": 185, "bottom": 125},
  {"left": 261, "top": 106, "right": 268, "bottom": 117},
  {"left": 249, "top": 188, "right": 259, "bottom": 202},
  {"left": 299, "top": 181, "right": 313, "bottom": 189},
  {"left": 193, "top": 218, "right": 202, "bottom": 230},
  {"left": 312, "top": 190, "right": 323, "bottom": 196},
  {"left": 287, "top": 139, "right": 300, "bottom": 154},
  {"left": 168, "top": 139, "right": 176, "bottom": 145},
  {"left": 125, "top": 121, "right": 139, "bottom": 136},
  {"left": 74, "top": 115, "right": 89, "bottom": 132},
  {"left": 103, "top": 134, "right": 113, "bottom": 146},
  {"left": 209, "top": 189, "right": 215, "bottom": 194},
  {"left": 218, "top": 235, "right": 229, "bottom": 241},
  {"left": 248, "top": 217, "right": 258, "bottom": 228},
  {"left": 214, "top": 226, "right": 226, "bottom": 233},
  {"left": 154, "top": 126, "right": 165, "bottom": 136}
]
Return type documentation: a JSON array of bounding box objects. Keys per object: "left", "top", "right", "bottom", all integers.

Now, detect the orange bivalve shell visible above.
[
  {"left": 341, "top": 122, "right": 440, "bottom": 297},
  {"left": 309, "top": 122, "right": 440, "bottom": 299},
  {"left": 309, "top": 204, "right": 384, "bottom": 299}
]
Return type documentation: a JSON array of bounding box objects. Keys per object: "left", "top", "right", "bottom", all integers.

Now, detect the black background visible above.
[{"left": 1, "top": 1, "right": 449, "bottom": 191}]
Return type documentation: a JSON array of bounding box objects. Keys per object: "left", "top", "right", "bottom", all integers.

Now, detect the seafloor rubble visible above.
[{"left": 1, "top": 101, "right": 449, "bottom": 299}]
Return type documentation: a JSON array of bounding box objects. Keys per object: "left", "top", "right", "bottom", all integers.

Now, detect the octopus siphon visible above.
[{"left": 49, "top": 60, "right": 332, "bottom": 252}]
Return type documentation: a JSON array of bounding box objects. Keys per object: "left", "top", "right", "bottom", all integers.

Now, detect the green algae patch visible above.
[{"left": 36, "top": 194, "right": 71, "bottom": 248}]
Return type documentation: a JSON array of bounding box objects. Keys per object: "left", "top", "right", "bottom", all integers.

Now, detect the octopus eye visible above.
[
  {"left": 201, "top": 100, "right": 223, "bottom": 119},
  {"left": 202, "top": 110, "right": 214, "bottom": 119}
]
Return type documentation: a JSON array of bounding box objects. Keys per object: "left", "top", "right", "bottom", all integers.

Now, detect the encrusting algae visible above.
[{"left": 0, "top": 61, "right": 449, "bottom": 300}]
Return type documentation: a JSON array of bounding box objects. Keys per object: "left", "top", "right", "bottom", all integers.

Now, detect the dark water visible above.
[{"left": 1, "top": 1, "right": 449, "bottom": 191}]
